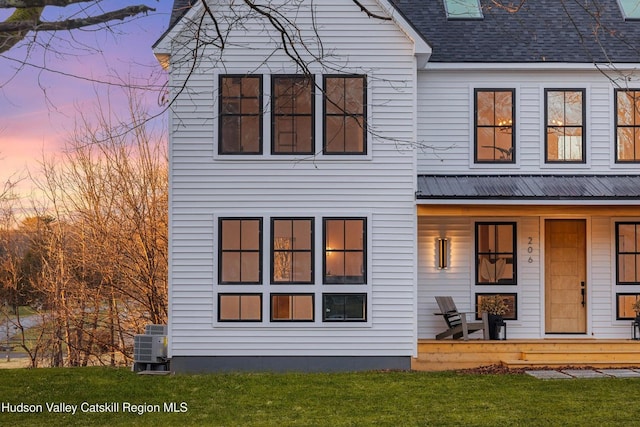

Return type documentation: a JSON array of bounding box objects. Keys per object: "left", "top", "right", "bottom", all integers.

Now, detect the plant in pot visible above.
[
  {"left": 478, "top": 295, "right": 508, "bottom": 340},
  {"left": 632, "top": 299, "right": 640, "bottom": 324}
]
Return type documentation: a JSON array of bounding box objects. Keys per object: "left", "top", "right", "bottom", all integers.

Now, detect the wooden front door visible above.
[{"left": 545, "top": 219, "right": 587, "bottom": 334}]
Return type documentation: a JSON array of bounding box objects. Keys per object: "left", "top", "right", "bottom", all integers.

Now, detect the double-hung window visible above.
[
  {"left": 475, "top": 89, "right": 515, "bottom": 163},
  {"left": 219, "top": 218, "right": 262, "bottom": 284},
  {"left": 615, "top": 89, "right": 640, "bottom": 162},
  {"left": 219, "top": 76, "right": 263, "bottom": 154},
  {"left": 271, "top": 218, "right": 314, "bottom": 283},
  {"left": 324, "top": 75, "right": 367, "bottom": 154},
  {"left": 616, "top": 222, "right": 640, "bottom": 285},
  {"left": 272, "top": 76, "right": 314, "bottom": 154},
  {"left": 615, "top": 222, "right": 640, "bottom": 320},
  {"left": 545, "top": 89, "right": 585, "bottom": 163},
  {"left": 323, "top": 218, "right": 366, "bottom": 284},
  {"left": 475, "top": 222, "right": 516, "bottom": 285}
]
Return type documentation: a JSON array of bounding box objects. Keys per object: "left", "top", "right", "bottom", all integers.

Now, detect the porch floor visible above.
[{"left": 413, "top": 339, "right": 640, "bottom": 371}]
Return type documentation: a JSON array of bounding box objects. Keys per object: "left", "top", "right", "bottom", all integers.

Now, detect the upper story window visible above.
[
  {"left": 475, "top": 89, "right": 515, "bottom": 163},
  {"left": 545, "top": 89, "right": 585, "bottom": 163},
  {"left": 616, "top": 222, "right": 640, "bottom": 285},
  {"left": 219, "top": 75, "right": 263, "bottom": 154},
  {"left": 475, "top": 222, "right": 516, "bottom": 285},
  {"left": 324, "top": 218, "right": 366, "bottom": 284},
  {"left": 271, "top": 218, "right": 314, "bottom": 284},
  {"left": 272, "top": 76, "right": 314, "bottom": 155},
  {"left": 324, "top": 75, "right": 367, "bottom": 155},
  {"left": 619, "top": 0, "right": 640, "bottom": 20},
  {"left": 615, "top": 89, "right": 640, "bottom": 163},
  {"left": 444, "top": 0, "right": 483, "bottom": 19},
  {"left": 219, "top": 218, "right": 262, "bottom": 284}
]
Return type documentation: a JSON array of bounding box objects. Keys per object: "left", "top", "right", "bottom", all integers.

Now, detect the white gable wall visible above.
[{"left": 166, "top": 0, "right": 419, "bottom": 358}]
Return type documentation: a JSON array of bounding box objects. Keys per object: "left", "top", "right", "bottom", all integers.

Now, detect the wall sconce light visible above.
[{"left": 437, "top": 238, "right": 449, "bottom": 270}]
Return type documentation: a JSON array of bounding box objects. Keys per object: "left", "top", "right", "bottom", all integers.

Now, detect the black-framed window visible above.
[
  {"left": 475, "top": 293, "right": 517, "bottom": 320},
  {"left": 219, "top": 218, "right": 262, "bottom": 284},
  {"left": 271, "top": 218, "right": 314, "bottom": 284},
  {"left": 272, "top": 75, "right": 314, "bottom": 154},
  {"left": 475, "top": 89, "right": 515, "bottom": 163},
  {"left": 616, "top": 222, "right": 640, "bottom": 285},
  {"left": 475, "top": 222, "right": 516, "bottom": 285},
  {"left": 545, "top": 89, "right": 585, "bottom": 163},
  {"left": 615, "top": 89, "right": 640, "bottom": 162},
  {"left": 219, "top": 75, "right": 263, "bottom": 154},
  {"left": 271, "top": 294, "right": 314, "bottom": 321},
  {"left": 322, "top": 293, "right": 366, "bottom": 322},
  {"left": 323, "top": 75, "right": 366, "bottom": 154},
  {"left": 324, "top": 218, "right": 366, "bottom": 284},
  {"left": 218, "top": 294, "right": 262, "bottom": 322},
  {"left": 616, "top": 293, "right": 640, "bottom": 320}
]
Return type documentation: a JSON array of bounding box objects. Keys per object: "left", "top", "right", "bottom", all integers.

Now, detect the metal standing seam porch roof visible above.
[{"left": 417, "top": 175, "right": 640, "bottom": 200}]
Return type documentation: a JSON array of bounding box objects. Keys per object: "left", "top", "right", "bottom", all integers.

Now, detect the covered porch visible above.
[{"left": 413, "top": 338, "right": 640, "bottom": 371}]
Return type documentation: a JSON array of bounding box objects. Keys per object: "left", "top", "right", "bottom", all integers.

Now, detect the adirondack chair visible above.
[{"left": 434, "top": 296, "right": 489, "bottom": 340}]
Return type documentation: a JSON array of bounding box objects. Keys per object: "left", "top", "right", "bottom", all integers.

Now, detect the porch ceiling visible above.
[{"left": 417, "top": 175, "right": 640, "bottom": 201}]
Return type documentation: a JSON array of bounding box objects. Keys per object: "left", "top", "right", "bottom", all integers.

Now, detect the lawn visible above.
[{"left": 0, "top": 367, "right": 639, "bottom": 426}]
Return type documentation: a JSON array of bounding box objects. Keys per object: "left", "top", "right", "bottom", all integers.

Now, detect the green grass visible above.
[{"left": 0, "top": 367, "right": 639, "bottom": 426}]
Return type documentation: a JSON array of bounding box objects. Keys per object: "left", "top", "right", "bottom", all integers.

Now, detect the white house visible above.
[{"left": 154, "top": 0, "right": 640, "bottom": 372}]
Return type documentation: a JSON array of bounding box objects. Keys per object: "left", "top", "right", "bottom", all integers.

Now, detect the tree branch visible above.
[
  {"left": 0, "top": 5, "right": 155, "bottom": 32},
  {"left": 0, "top": 0, "right": 90, "bottom": 7}
]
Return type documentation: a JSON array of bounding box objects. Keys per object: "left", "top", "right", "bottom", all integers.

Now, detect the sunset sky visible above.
[{"left": 0, "top": 1, "right": 173, "bottom": 198}]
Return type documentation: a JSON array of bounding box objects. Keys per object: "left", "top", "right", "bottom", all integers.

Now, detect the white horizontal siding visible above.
[
  {"left": 417, "top": 69, "right": 640, "bottom": 174},
  {"left": 168, "top": 0, "right": 418, "bottom": 357}
]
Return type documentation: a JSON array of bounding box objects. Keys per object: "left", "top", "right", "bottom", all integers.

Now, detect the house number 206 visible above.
[{"left": 527, "top": 237, "right": 534, "bottom": 263}]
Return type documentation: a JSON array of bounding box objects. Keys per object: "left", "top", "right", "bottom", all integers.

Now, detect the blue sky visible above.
[{"left": 0, "top": 0, "right": 174, "bottom": 195}]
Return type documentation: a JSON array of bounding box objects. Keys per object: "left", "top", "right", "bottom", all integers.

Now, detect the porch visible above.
[{"left": 412, "top": 339, "right": 640, "bottom": 371}]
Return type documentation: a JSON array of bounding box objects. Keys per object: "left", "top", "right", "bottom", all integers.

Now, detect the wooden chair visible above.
[{"left": 434, "top": 296, "right": 489, "bottom": 340}]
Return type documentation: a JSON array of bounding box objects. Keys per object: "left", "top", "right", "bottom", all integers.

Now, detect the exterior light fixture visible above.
[{"left": 437, "top": 238, "right": 449, "bottom": 270}]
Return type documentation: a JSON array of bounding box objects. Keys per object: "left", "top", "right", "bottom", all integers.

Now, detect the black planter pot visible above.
[{"left": 488, "top": 314, "right": 505, "bottom": 340}]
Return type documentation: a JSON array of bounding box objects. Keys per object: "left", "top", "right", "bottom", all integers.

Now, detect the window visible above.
[
  {"left": 615, "top": 89, "right": 640, "bottom": 162},
  {"left": 219, "top": 75, "right": 262, "bottom": 154},
  {"left": 271, "top": 294, "right": 314, "bottom": 321},
  {"left": 272, "top": 76, "right": 314, "bottom": 154},
  {"left": 271, "top": 218, "right": 314, "bottom": 283},
  {"left": 324, "top": 75, "right": 366, "bottom": 154},
  {"left": 616, "top": 293, "right": 640, "bottom": 320},
  {"left": 475, "top": 222, "right": 516, "bottom": 285},
  {"left": 475, "top": 293, "right": 517, "bottom": 320},
  {"left": 616, "top": 222, "right": 640, "bottom": 285},
  {"left": 218, "top": 294, "right": 262, "bottom": 322},
  {"left": 219, "top": 218, "right": 262, "bottom": 284},
  {"left": 545, "top": 89, "right": 585, "bottom": 163},
  {"left": 443, "top": 0, "right": 483, "bottom": 19},
  {"left": 323, "top": 294, "right": 366, "bottom": 322},
  {"left": 475, "top": 89, "right": 515, "bottom": 163},
  {"left": 619, "top": 0, "right": 640, "bottom": 20},
  {"left": 324, "top": 218, "right": 366, "bottom": 284}
]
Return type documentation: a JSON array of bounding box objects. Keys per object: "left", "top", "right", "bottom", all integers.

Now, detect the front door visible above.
[{"left": 545, "top": 219, "right": 587, "bottom": 334}]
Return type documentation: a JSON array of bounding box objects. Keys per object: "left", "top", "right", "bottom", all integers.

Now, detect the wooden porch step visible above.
[
  {"left": 414, "top": 339, "right": 640, "bottom": 371},
  {"left": 502, "top": 359, "right": 640, "bottom": 369},
  {"left": 519, "top": 350, "right": 640, "bottom": 362}
]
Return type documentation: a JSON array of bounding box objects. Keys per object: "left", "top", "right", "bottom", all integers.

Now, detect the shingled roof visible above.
[
  {"left": 167, "top": 1, "right": 640, "bottom": 64},
  {"left": 170, "top": 0, "right": 194, "bottom": 28},
  {"left": 390, "top": 0, "right": 640, "bottom": 63}
]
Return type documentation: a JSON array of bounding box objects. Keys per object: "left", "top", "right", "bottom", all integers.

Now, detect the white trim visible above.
[{"left": 424, "top": 63, "right": 640, "bottom": 71}]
